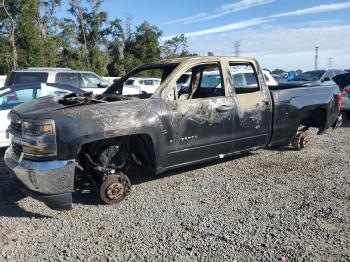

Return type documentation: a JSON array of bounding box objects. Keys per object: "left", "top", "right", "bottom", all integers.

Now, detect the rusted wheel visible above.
[
  {"left": 291, "top": 132, "right": 310, "bottom": 150},
  {"left": 99, "top": 173, "right": 131, "bottom": 205},
  {"left": 299, "top": 133, "right": 310, "bottom": 149}
]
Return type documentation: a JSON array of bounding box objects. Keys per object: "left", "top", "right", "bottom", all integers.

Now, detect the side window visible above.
[
  {"left": 233, "top": 74, "right": 245, "bottom": 87},
  {"left": 176, "top": 63, "right": 224, "bottom": 100},
  {"left": 230, "top": 63, "right": 260, "bottom": 94},
  {"left": 55, "top": 73, "right": 80, "bottom": 88},
  {"left": 81, "top": 73, "right": 103, "bottom": 88}
]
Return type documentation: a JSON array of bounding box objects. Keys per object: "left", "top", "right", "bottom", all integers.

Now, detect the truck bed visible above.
[{"left": 268, "top": 84, "right": 340, "bottom": 146}]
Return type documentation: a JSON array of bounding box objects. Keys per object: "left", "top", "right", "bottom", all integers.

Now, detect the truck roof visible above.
[{"left": 146, "top": 56, "right": 258, "bottom": 66}]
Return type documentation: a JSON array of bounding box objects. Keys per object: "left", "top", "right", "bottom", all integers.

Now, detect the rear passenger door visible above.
[
  {"left": 229, "top": 63, "right": 272, "bottom": 151},
  {"left": 55, "top": 72, "right": 81, "bottom": 88}
]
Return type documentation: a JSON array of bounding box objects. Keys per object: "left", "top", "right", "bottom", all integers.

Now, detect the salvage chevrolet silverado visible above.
[{"left": 4, "top": 57, "right": 342, "bottom": 210}]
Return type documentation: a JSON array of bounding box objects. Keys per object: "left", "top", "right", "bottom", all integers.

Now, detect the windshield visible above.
[
  {"left": 291, "top": 70, "right": 325, "bottom": 81},
  {"left": 106, "top": 64, "right": 178, "bottom": 95}
]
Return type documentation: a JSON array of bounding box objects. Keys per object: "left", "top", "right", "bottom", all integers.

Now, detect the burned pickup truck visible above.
[{"left": 4, "top": 57, "right": 342, "bottom": 210}]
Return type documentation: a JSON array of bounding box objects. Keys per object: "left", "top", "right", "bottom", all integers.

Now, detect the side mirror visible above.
[
  {"left": 97, "top": 82, "right": 109, "bottom": 88},
  {"left": 323, "top": 77, "right": 331, "bottom": 82}
]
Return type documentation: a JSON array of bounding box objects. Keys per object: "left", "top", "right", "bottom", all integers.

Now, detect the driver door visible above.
[{"left": 163, "top": 62, "right": 234, "bottom": 168}]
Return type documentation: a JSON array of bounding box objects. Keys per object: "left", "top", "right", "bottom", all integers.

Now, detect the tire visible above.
[{"left": 99, "top": 173, "right": 131, "bottom": 205}]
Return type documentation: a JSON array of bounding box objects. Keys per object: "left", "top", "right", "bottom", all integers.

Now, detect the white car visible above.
[
  {"left": 124, "top": 77, "right": 161, "bottom": 94},
  {"left": 5, "top": 68, "right": 111, "bottom": 94},
  {"left": 232, "top": 69, "right": 278, "bottom": 87},
  {"left": 0, "top": 83, "right": 86, "bottom": 147}
]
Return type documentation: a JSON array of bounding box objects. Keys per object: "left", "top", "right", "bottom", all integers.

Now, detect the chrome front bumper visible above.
[{"left": 4, "top": 147, "right": 76, "bottom": 210}]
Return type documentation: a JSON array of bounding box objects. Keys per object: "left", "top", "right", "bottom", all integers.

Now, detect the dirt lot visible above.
[{"left": 0, "top": 118, "right": 349, "bottom": 261}]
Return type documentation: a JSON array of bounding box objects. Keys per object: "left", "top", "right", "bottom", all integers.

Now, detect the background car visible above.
[
  {"left": 232, "top": 69, "right": 278, "bottom": 86},
  {"left": 124, "top": 77, "right": 161, "bottom": 94},
  {"left": 333, "top": 72, "right": 350, "bottom": 118},
  {"left": 0, "top": 75, "right": 5, "bottom": 87},
  {"left": 286, "top": 69, "right": 346, "bottom": 86},
  {"left": 0, "top": 82, "right": 86, "bottom": 147},
  {"left": 5, "top": 68, "right": 111, "bottom": 94}
]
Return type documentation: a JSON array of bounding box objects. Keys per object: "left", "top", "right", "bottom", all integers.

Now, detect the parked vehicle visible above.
[
  {"left": 333, "top": 72, "right": 350, "bottom": 118},
  {"left": 4, "top": 56, "right": 342, "bottom": 211},
  {"left": 5, "top": 68, "right": 111, "bottom": 94},
  {"left": 286, "top": 69, "right": 346, "bottom": 86},
  {"left": 124, "top": 77, "right": 161, "bottom": 94},
  {"left": 0, "top": 75, "right": 6, "bottom": 87},
  {"left": 232, "top": 69, "right": 278, "bottom": 86},
  {"left": 103, "top": 77, "right": 120, "bottom": 85},
  {"left": 0, "top": 83, "right": 86, "bottom": 148}
]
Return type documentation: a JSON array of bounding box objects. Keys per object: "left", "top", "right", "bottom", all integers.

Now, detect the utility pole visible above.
[
  {"left": 314, "top": 46, "right": 319, "bottom": 70},
  {"left": 234, "top": 40, "right": 241, "bottom": 57},
  {"left": 328, "top": 57, "right": 333, "bottom": 68}
]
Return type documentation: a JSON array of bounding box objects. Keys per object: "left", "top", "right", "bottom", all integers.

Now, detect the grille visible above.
[
  {"left": 12, "top": 142, "right": 23, "bottom": 157},
  {"left": 10, "top": 121, "right": 22, "bottom": 133}
]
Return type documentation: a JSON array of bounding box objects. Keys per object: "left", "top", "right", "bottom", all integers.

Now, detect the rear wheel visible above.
[{"left": 99, "top": 173, "right": 131, "bottom": 205}]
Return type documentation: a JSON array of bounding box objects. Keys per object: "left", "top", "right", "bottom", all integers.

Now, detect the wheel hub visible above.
[{"left": 106, "top": 182, "right": 124, "bottom": 200}]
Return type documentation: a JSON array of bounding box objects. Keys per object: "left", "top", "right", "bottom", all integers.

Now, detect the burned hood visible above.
[
  {"left": 333, "top": 73, "right": 350, "bottom": 90},
  {"left": 10, "top": 95, "right": 66, "bottom": 120}
]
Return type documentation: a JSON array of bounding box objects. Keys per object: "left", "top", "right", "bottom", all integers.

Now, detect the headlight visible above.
[{"left": 21, "top": 120, "right": 57, "bottom": 157}]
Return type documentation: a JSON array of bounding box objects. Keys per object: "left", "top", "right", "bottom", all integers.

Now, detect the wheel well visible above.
[
  {"left": 78, "top": 134, "right": 157, "bottom": 173},
  {"left": 300, "top": 108, "right": 327, "bottom": 131}
]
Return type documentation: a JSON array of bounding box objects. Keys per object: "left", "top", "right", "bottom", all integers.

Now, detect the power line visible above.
[{"left": 234, "top": 40, "right": 241, "bottom": 57}]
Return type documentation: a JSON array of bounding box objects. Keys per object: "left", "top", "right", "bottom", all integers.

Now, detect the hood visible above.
[
  {"left": 10, "top": 95, "right": 66, "bottom": 120},
  {"left": 333, "top": 73, "right": 350, "bottom": 90},
  {"left": 9, "top": 93, "right": 150, "bottom": 121}
]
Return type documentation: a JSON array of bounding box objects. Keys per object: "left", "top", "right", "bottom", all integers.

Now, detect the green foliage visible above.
[
  {"left": 0, "top": 0, "right": 187, "bottom": 77},
  {"left": 272, "top": 69, "right": 286, "bottom": 75}
]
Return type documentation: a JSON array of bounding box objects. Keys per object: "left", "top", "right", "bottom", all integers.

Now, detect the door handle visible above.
[{"left": 216, "top": 105, "right": 233, "bottom": 113}]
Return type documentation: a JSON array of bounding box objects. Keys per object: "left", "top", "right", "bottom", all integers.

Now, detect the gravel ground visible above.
[{"left": 0, "top": 118, "right": 349, "bottom": 261}]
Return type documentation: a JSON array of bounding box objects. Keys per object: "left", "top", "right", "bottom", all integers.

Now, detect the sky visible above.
[{"left": 58, "top": 0, "right": 350, "bottom": 70}]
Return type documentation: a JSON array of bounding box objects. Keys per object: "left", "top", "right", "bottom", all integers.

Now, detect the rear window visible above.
[{"left": 6, "top": 72, "right": 48, "bottom": 86}]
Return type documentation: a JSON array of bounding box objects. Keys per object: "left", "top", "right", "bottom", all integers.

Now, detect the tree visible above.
[
  {"left": 207, "top": 51, "right": 214, "bottom": 56},
  {"left": 0, "top": 0, "right": 62, "bottom": 74},
  {"left": 272, "top": 69, "right": 285, "bottom": 75},
  {"left": 68, "top": 0, "right": 110, "bottom": 75},
  {"left": 161, "top": 34, "right": 188, "bottom": 58},
  {"left": 1, "top": 0, "right": 18, "bottom": 70}
]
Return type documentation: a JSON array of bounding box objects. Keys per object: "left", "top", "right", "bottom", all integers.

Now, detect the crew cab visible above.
[{"left": 4, "top": 57, "right": 342, "bottom": 211}]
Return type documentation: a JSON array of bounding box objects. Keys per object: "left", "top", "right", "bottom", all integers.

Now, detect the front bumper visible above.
[{"left": 4, "top": 147, "right": 76, "bottom": 210}]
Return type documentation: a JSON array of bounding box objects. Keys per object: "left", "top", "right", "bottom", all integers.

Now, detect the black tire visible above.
[{"left": 99, "top": 173, "right": 131, "bottom": 205}]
